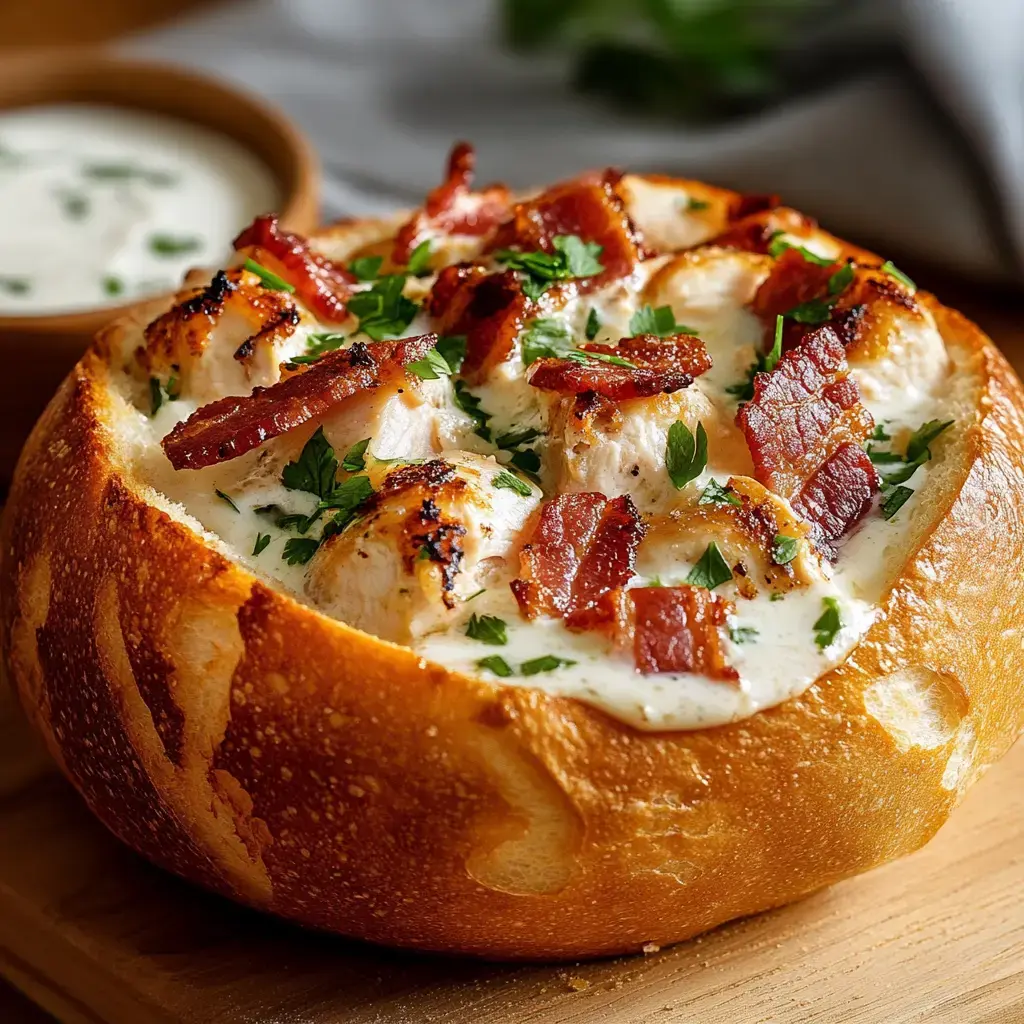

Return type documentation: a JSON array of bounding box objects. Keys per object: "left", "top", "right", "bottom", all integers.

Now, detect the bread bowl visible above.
[{"left": 4, "top": 143, "right": 1024, "bottom": 961}]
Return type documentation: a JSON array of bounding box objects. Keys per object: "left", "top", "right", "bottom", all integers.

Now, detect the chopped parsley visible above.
[
  {"left": 465, "top": 613, "right": 508, "bottom": 645},
  {"left": 341, "top": 437, "right": 371, "bottom": 473},
  {"left": 684, "top": 542, "right": 732, "bottom": 590},
  {"left": 57, "top": 189, "right": 89, "bottom": 220},
  {"left": 407, "top": 346, "right": 454, "bottom": 380},
  {"left": 906, "top": 419, "right": 954, "bottom": 463},
  {"left": 215, "top": 489, "right": 240, "bottom": 513},
  {"left": 0, "top": 277, "right": 30, "bottom": 295},
  {"left": 628, "top": 304, "right": 697, "bottom": 337},
  {"left": 148, "top": 376, "right": 178, "bottom": 415},
  {"left": 348, "top": 255, "right": 383, "bottom": 282},
  {"left": 870, "top": 423, "right": 891, "bottom": 441},
  {"left": 767, "top": 231, "right": 833, "bottom": 267},
  {"left": 406, "top": 239, "right": 433, "bottom": 275},
  {"left": 585, "top": 307, "right": 601, "bottom": 340},
  {"left": 453, "top": 380, "right": 492, "bottom": 441},
  {"left": 813, "top": 597, "right": 842, "bottom": 649},
  {"left": 495, "top": 233, "right": 604, "bottom": 300},
  {"left": 252, "top": 533, "right": 271, "bottom": 556},
  {"left": 521, "top": 317, "right": 635, "bottom": 367},
  {"left": 81, "top": 162, "right": 176, "bottom": 187},
  {"left": 476, "top": 655, "right": 514, "bottom": 677},
  {"left": 729, "top": 625, "right": 759, "bottom": 643},
  {"left": 665, "top": 421, "right": 707, "bottom": 489},
  {"left": 880, "top": 485, "right": 914, "bottom": 521},
  {"left": 771, "top": 534, "right": 799, "bottom": 565},
  {"left": 244, "top": 258, "right": 295, "bottom": 293},
  {"left": 521, "top": 655, "right": 577, "bottom": 676},
  {"left": 282, "top": 427, "right": 338, "bottom": 498},
  {"left": 493, "top": 470, "right": 532, "bottom": 496},
  {"left": 785, "top": 262, "right": 854, "bottom": 324},
  {"left": 698, "top": 479, "right": 741, "bottom": 507},
  {"left": 686, "top": 197, "right": 711, "bottom": 212},
  {"left": 726, "top": 315, "right": 784, "bottom": 401},
  {"left": 880, "top": 260, "right": 916, "bottom": 291},
  {"left": 496, "top": 427, "right": 541, "bottom": 450},
  {"left": 872, "top": 418, "right": 954, "bottom": 491},
  {"left": 347, "top": 274, "right": 419, "bottom": 340},
  {"left": 436, "top": 334, "right": 467, "bottom": 372},
  {"left": 283, "top": 537, "right": 320, "bottom": 566},
  {"left": 289, "top": 332, "right": 347, "bottom": 366},
  {"left": 149, "top": 233, "right": 203, "bottom": 257},
  {"left": 103, "top": 275, "right": 125, "bottom": 297}
]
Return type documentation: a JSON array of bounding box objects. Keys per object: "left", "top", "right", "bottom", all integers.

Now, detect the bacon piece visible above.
[
  {"left": 487, "top": 174, "right": 643, "bottom": 290},
  {"left": 511, "top": 493, "right": 646, "bottom": 630},
  {"left": 233, "top": 214, "right": 355, "bottom": 324},
  {"left": 629, "top": 586, "right": 739, "bottom": 681},
  {"left": 428, "top": 264, "right": 528, "bottom": 384},
  {"left": 162, "top": 335, "right": 436, "bottom": 470},
  {"left": 736, "top": 325, "right": 878, "bottom": 550},
  {"left": 528, "top": 332, "right": 711, "bottom": 400},
  {"left": 752, "top": 247, "right": 844, "bottom": 321},
  {"left": 727, "top": 192, "right": 780, "bottom": 220},
  {"left": 391, "top": 142, "right": 511, "bottom": 265}
]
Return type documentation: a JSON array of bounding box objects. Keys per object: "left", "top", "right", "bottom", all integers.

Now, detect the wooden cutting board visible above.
[{"left": 1, "top": 684, "right": 1022, "bottom": 1024}]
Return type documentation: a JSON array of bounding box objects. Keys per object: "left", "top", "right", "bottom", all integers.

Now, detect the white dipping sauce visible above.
[{"left": 0, "top": 105, "right": 279, "bottom": 316}]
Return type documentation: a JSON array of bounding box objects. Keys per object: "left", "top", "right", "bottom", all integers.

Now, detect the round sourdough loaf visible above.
[{"left": 4, "top": 184, "right": 1024, "bottom": 960}]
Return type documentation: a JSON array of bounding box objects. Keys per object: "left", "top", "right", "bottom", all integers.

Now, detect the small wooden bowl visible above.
[{"left": 0, "top": 50, "right": 320, "bottom": 481}]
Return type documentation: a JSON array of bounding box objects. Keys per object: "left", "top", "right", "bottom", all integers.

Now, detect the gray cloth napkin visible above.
[{"left": 127, "top": 0, "right": 1024, "bottom": 283}]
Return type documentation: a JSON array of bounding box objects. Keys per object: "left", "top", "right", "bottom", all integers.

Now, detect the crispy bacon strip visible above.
[
  {"left": 736, "top": 325, "right": 878, "bottom": 550},
  {"left": 486, "top": 174, "right": 643, "bottom": 290},
  {"left": 629, "top": 586, "right": 739, "bottom": 681},
  {"left": 162, "top": 335, "right": 436, "bottom": 470},
  {"left": 392, "top": 142, "right": 511, "bottom": 265},
  {"left": 233, "top": 214, "right": 355, "bottom": 324},
  {"left": 752, "top": 247, "right": 844, "bottom": 321},
  {"left": 528, "top": 333, "right": 712, "bottom": 400},
  {"left": 511, "top": 493, "right": 646, "bottom": 630},
  {"left": 428, "top": 264, "right": 528, "bottom": 384}
]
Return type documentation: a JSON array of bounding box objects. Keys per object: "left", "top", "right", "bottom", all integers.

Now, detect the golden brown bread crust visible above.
[{"left": 4, "top": 213, "right": 1024, "bottom": 960}]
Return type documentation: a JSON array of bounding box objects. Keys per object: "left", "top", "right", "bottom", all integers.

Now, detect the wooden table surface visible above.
[{"left": 1, "top": 3, "right": 1023, "bottom": 1022}]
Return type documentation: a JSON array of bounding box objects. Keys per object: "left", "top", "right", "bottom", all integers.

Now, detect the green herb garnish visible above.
[
  {"left": 244, "top": 258, "right": 295, "bottom": 293},
  {"left": 880, "top": 485, "right": 914, "bottom": 521},
  {"left": 341, "top": 437, "right": 371, "bottom": 473},
  {"left": 348, "top": 255, "right": 383, "bottom": 282},
  {"left": 406, "top": 239, "right": 433, "bottom": 275},
  {"left": 215, "top": 489, "right": 240, "bottom": 513},
  {"left": 510, "top": 448, "right": 542, "bottom": 476},
  {"left": 729, "top": 625, "right": 759, "bottom": 643},
  {"left": 880, "top": 260, "right": 916, "bottom": 291},
  {"left": 406, "top": 346, "right": 454, "bottom": 380},
  {"left": 493, "top": 470, "right": 533, "bottom": 496},
  {"left": 149, "top": 234, "right": 203, "bottom": 257},
  {"left": 0, "top": 277, "right": 30, "bottom": 295},
  {"left": 628, "top": 304, "right": 697, "bottom": 337},
  {"left": 813, "top": 597, "right": 842, "bottom": 649},
  {"left": 82, "top": 162, "right": 176, "bottom": 187},
  {"left": 521, "top": 317, "right": 635, "bottom": 367},
  {"left": 686, "top": 197, "right": 711, "bottom": 212},
  {"left": 585, "top": 307, "right": 601, "bottom": 340},
  {"left": 495, "top": 233, "right": 604, "bottom": 300},
  {"left": 727, "top": 315, "right": 784, "bottom": 400},
  {"left": 698, "top": 479, "right": 741, "bottom": 507},
  {"left": 465, "top": 614, "right": 508, "bottom": 645},
  {"left": 347, "top": 273, "right": 419, "bottom": 340},
  {"left": 771, "top": 534, "right": 799, "bottom": 565},
  {"left": 477, "top": 655, "right": 514, "bottom": 677},
  {"left": 496, "top": 427, "right": 541, "bottom": 450},
  {"left": 684, "top": 541, "right": 732, "bottom": 590},
  {"left": 666, "top": 421, "right": 707, "bottom": 489},
  {"left": 521, "top": 655, "right": 577, "bottom": 676},
  {"left": 453, "top": 380, "right": 492, "bottom": 441},
  {"left": 253, "top": 533, "right": 271, "bottom": 556},
  {"left": 282, "top": 427, "right": 338, "bottom": 498},
  {"left": 436, "top": 334, "right": 467, "bottom": 372},
  {"left": 103, "top": 275, "right": 124, "bottom": 297},
  {"left": 785, "top": 261, "right": 854, "bottom": 324},
  {"left": 56, "top": 189, "right": 89, "bottom": 220},
  {"left": 767, "top": 232, "right": 833, "bottom": 267},
  {"left": 283, "top": 537, "right": 320, "bottom": 566}
]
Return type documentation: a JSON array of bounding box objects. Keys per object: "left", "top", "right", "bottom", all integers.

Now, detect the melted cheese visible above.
[{"left": 110, "top": 211, "right": 960, "bottom": 733}]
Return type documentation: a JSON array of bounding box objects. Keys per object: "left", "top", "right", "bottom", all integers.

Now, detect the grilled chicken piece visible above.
[
  {"left": 136, "top": 267, "right": 311, "bottom": 405},
  {"left": 305, "top": 453, "right": 540, "bottom": 644}
]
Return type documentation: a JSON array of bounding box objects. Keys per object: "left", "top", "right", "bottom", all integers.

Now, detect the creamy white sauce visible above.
[
  {"left": 0, "top": 105, "right": 278, "bottom": 315},
  {"left": 111, "top": 188, "right": 959, "bottom": 732}
]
